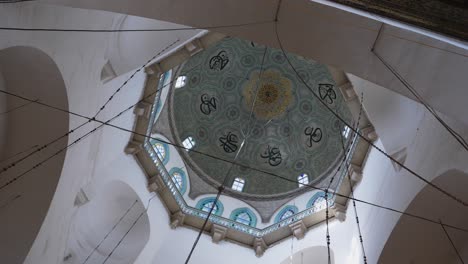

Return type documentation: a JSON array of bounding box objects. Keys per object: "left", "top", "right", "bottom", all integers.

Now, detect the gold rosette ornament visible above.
[{"left": 243, "top": 69, "right": 293, "bottom": 120}]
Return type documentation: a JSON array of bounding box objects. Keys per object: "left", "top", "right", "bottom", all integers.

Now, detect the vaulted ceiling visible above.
[{"left": 170, "top": 37, "right": 353, "bottom": 197}]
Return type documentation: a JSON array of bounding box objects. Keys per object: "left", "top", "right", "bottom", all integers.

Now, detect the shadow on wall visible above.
[
  {"left": 379, "top": 169, "right": 468, "bottom": 264},
  {"left": 66, "top": 180, "right": 150, "bottom": 264},
  {"left": 0, "top": 46, "right": 69, "bottom": 264},
  {"left": 280, "top": 246, "right": 334, "bottom": 264}
]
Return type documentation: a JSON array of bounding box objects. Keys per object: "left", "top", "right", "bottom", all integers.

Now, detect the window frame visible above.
[
  {"left": 297, "top": 173, "right": 309, "bottom": 187},
  {"left": 182, "top": 136, "right": 196, "bottom": 151},
  {"left": 231, "top": 177, "right": 245, "bottom": 192}
]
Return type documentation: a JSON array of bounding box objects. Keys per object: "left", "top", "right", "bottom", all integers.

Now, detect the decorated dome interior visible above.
[{"left": 169, "top": 37, "right": 353, "bottom": 197}]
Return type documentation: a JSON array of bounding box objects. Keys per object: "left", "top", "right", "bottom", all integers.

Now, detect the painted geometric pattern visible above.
[{"left": 171, "top": 37, "right": 353, "bottom": 196}]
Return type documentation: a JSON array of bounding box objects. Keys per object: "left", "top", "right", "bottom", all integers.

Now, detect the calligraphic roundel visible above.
[{"left": 170, "top": 37, "right": 353, "bottom": 196}]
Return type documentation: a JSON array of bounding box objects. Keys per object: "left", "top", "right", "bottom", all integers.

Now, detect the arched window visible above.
[
  {"left": 175, "top": 75, "right": 187, "bottom": 88},
  {"left": 202, "top": 201, "right": 217, "bottom": 213},
  {"left": 230, "top": 208, "right": 257, "bottom": 227},
  {"left": 281, "top": 209, "right": 295, "bottom": 220},
  {"left": 275, "top": 205, "right": 299, "bottom": 223},
  {"left": 196, "top": 197, "right": 224, "bottom": 216},
  {"left": 236, "top": 212, "right": 251, "bottom": 225},
  {"left": 169, "top": 167, "right": 187, "bottom": 195},
  {"left": 297, "top": 173, "right": 309, "bottom": 187},
  {"left": 232, "top": 177, "right": 245, "bottom": 192},
  {"left": 150, "top": 139, "right": 169, "bottom": 165},
  {"left": 172, "top": 172, "right": 183, "bottom": 189},
  {"left": 312, "top": 196, "right": 327, "bottom": 211},
  {"left": 182, "top": 136, "right": 196, "bottom": 150},
  {"left": 154, "top": 143, "right": 166, "bottom": 160},
  {"left": 307, "top": 192, "right": 327, "bottom": 211}
]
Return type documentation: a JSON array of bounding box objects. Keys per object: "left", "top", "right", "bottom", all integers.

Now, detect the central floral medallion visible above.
[{"left": 243, "top": 69, "right": 293, "bottom": 120}]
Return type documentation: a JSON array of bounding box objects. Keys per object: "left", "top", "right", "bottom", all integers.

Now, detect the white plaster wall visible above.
[
  {"left": 40, "top": 0, "right": 468, "bottom": 126},
  {"left": 1, "top": 2, "right": 468, "bottom": 264},
  {"left": 0, "top": 46, "right": 70, "bottom": 264},
  {"left": 106, "top": 16, "right": 202, "bottom": 77},
  {"left": 66, "top": 181, "right": 150, "bottom": 264},
  {"left": 347, "top": 73, "right": 425, "bottom": 155},
  {"left": 0, "top": 3, "right": 186, "bottom": 264}
]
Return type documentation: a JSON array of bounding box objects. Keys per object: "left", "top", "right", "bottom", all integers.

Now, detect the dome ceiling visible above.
[{"left": 169, "top": 37, "right": 352, "bottom": 197}]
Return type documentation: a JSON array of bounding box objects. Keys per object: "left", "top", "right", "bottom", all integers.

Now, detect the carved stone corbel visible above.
[
  {"left": 331, "top": 203, "right": 347, "bottom": 222},
  {"left": 289, "top": 220, "right": 307, "bottom": 240},
  {"left": 170, "top": 211, "right": 186, "bottom": 229},
  {"left": 133, "top": 101, "right": 152, "bottom": 119},
  {"left": 349, "top": 165, "right": 363, "bottom": 184},
  {"left": 338, "top": 82, "right": 357, "bottom": 102},
  {"left": 185, "top": 39, "right": 204, "bottom": 56},
  {"left": 145, "top": 63, "right": 163, "bottom": 76},
  {"left": 148, "top": 175, "right": 165, "bottom": 193},
  {"left": 211, "top": 224, "right": 228, "bottom": 244},
  {"left": 254, "top": 237, "right": 267, "bottom": 257},
  {"left": 361, "top": 125, "right": 378, "bottom": 141},
  {"left": 124, "top": 140, "right": 143, "bottom": 155}
]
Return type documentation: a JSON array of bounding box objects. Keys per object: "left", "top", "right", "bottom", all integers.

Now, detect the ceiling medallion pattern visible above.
[
  {"left": 243, "top": 69, "right": 293, "bottom": 120},
  {"left": 170, "top": 37, "right": 353, "bottom": 197}
]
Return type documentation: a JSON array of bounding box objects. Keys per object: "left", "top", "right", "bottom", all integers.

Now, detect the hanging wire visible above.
[
  {"left": 341, "top": 92, "right": 368, "bottom": 264},
  {"left": 0, "top": 40, "right": 179, "bottom": 176},
  {"left": 372, "top": 47, "right": 468, "bottom": 152},
  {"left": 272, "top": 20, "right": 468, "bottom": 207},
  {"left": 0, "top": 0, "right": 35, "bottom": 3},
  {"left": 82, "top": 200, "right": 139, "bottom": 264},
  {"left": 289, "top": 198, "right": 296, "bottom": 264},
  {"left": 0, "top": 4, "right": 466, "bottom": 260},
  {"left": 185, "top": 42, "right": 269, "bottom": 264},
  {"left": 0, "top": 79, "right": 172, "bottom": 190},
  {"left": 366, "top": 14, "right": 468, "bottom": 152},
  {"left": 101, "top": 194, "right": 158, "bottom": 264},
  {"left": 0, "top": 98, "right": 38, "bottom": 115},
  {"left": 184, "top": 139, "right": 246, "bottom": 264},
  {"left": 0, "top": 21, "right": 274, "bottom": 33},
  {"left": 93, "top": 39, "right": 179, "bottom": 119},
  {"left": 0, "top": 193, "right": 21, "bottom": 210},
  {"left": 242, "top": 46, "right": 268, "bottom": 138},
  {"left": 4, "top": 87, "right": 468, "bottom": 234},
  {"left": 440, "top": 220, "right": 465, "bottom": 264},
  {"left": 2, "top": 1, "right": 465, "bottom": 206},
  {"left": 1, "top": 23, "right": 468, "bottom": 239},
  {"left": 310, "top": 0, "right": 468, "bottom": 58},
  {"left": 323, "top": 117, "right": 357, "bottom": 264},
  {"left": 0, "top": 144, "right": 38, "bottom": 165}
]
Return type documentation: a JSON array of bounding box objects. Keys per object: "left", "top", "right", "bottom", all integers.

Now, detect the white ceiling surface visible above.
[
  {"left": 1, "top": 2, "right": 468, "bottom": 264},
  {"left": 348, "top": 74, "right": 425, "bottom": 155},
  {"left": 40, "top": 0, "right": 468, "bottom": 126}
]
